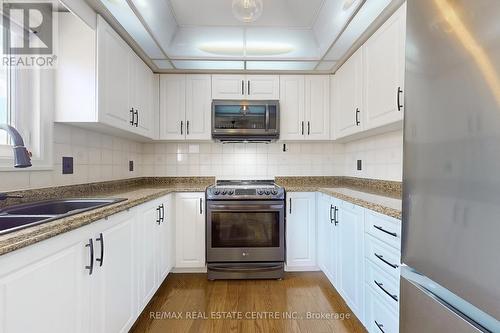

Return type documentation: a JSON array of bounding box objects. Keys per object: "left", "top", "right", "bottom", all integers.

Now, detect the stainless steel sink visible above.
[{"left": 0, "top": 198, "right": 126, "bottom": 235}]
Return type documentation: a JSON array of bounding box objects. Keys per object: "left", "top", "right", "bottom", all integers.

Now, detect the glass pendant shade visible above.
[{"left": 232, "top": 0, "right": 264, "bottom": 23}]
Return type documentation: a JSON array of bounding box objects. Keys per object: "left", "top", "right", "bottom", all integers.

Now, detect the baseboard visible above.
[
  {"left": 171, "top": 266, "right": 207, "bottom": 273},
  {"left": 284, "top": 265, "right": 320, "bottom": 272}
]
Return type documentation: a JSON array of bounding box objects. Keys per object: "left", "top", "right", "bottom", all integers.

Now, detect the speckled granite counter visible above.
[
  {"left": 0, "top": 177, "right": 214, "bottom": 256},
  {"left": 279, "top": 177, "right": 402, "bottom": 220}
]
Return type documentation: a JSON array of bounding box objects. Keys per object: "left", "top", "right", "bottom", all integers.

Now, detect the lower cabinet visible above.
[
  {"left": 286, "top": 192, "right": 317, "bottom": 270},
  {"left": 317, "top": 193, "right": 341, "bottom": 286},
  {"left": 175, "top": 193, "right": 206, "bottom": 269},
  {"left": 365, "top": 285, "right": 399, "bottom": 333}
]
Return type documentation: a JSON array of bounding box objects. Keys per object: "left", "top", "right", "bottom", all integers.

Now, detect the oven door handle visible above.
[
  {"left": 265, "top": 104, "right": 270, "bottom": 132},
  {"left": 208, "top": 204, "right": 284, "bottom": 210}
]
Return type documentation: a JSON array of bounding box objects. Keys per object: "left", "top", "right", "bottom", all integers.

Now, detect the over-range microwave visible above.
[{"left": 211, "top": 100, "right": 280, "bottom": 142}]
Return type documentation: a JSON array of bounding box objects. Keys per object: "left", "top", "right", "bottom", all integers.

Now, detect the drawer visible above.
[
  {"left": 365, "top": 284, "right": 399, "bottom": 333},
  {"left": 365, "top": 234, "right": 401, "bottom": 280},
  {"left": 365, "top": 260, "right": 399, "bottom": 310},
  {"left": 365, "top": 210, "right": 401, "bottom": 250}
]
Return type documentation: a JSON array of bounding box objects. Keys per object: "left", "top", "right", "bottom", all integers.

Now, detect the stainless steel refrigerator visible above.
[{"left": 402, "top": 0, "right": 500, "bottom": 332}]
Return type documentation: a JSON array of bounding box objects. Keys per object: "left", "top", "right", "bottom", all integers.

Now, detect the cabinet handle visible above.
[
  {"left": 375, "top": 321, "right": 385, "bottom": 333},
  {"left": 334, "top": 206, "right": 339, "bottom": 225},
  {"left": 397, "top": 86, "right": 403, "bottom": 111},
  {"left": 200, "top": 198, "right": 203, "bottom": 214},
  {"left": 374, "top": 280, "right": 398, "bottom": 302},
  {"left": 186, "top": 120, "right": 190, "bottom": 135},
  {"left": 134, "top": 110, "right": 139, "bottom": 127},
  {"left": 156, "top": 206, "right": 161, "bottom": 224},
  {"left": 301, "top": 121, "right": 304, "bottom": 135},
  {"left": 85, "top": 238, "right": 94, "bottom": 275},
  {"left": 373, "top": 225, "right": 397, "bottom": 237},
  {"left": 241, "top": 80, "right": 244, "bottom": 95},
  {"left": 355, "top": 108, "right": 360, "bottom": 126},
  {"left": 374, "top": 253, "right": 399, "bottom": 269},
  {"left": 129, "top": 108, "right": 134, "bottom": 126},
  {"left": 329, "top": 204, "right": 334, "bottom": 223},
  {"left": 161, "top": 204, "right": 165, "bottom": 223},
  {"left": 307, "top": 121, "right": 310, "bottom": 135},
  {"left": 96, "top": 233, "right": 104, "bottom": 267},
  {"left": 289, "top": 198, "right": 292, "bottom": 214},
  {"left": 247, "top": 80, "right": 250, "bottom": 95},
  {"left": 180, "top": 121, "right": 183, "bottom": 135}
]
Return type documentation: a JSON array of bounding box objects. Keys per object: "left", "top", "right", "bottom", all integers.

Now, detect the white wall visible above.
[{"left": 0, "top": 124, "right": 143, "bottom": 191}]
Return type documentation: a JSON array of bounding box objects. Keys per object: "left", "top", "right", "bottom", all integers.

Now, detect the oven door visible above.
[{"left": 206, "top": 200, "right": 285, "bottom": 263}]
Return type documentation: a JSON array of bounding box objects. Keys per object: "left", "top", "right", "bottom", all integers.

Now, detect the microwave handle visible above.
[{"left": 265, "top": 104, "right": 270, "bottom": 131}]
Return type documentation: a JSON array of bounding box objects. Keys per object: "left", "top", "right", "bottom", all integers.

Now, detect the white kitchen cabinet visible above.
[
  {"left": 317, "top": 193, "right": 333, "bottom": 277},
  {"left": 91, "top": 212, "right": 136, "bottom": 333},
  {"left": 279, "top": 75, "right": 329, "bottom": 141},
  {"left": 158, "top": 194, "right": 174, "bottom": 281},
  {"left": 286, "top": 192, "right": 317, "bottom": 270},
  {"left": 212, "top": 75, "right": 279, "bottom": 100},
  {"left": 333, "top": 48, "right": 364, "bottom": 139},
  {"left": 175, "top": 193, "right": 206, "bottom": 269},
  {"left": 363, "top": 3, "right": 406, "bottom": 130},
  {"left": 337, "top": 200, "right": 365, "bottom": 322},
  {"left": 0, "top": 231, "right": 91, "bottom": 333},
  {"left": 160, "top": 75, "right": 211, "bottom": 140},
  {"left": 55, "top": 14, "right": 156, "bottom": 139},
  {"left": 364, "top": 285, "right": 399, "bottom": 333}
]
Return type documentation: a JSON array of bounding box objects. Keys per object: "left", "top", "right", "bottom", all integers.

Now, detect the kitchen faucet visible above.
[{"left": 0, "top": 124, "right": 32, "bottom": 168}]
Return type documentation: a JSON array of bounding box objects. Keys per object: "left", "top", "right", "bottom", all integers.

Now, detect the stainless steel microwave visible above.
[{"left": 211, "top": 100, "right": 280, "bottom": 142}]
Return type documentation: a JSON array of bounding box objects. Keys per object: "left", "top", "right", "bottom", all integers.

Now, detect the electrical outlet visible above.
[
  {"left": 62, "top": 157, "right": 73, "bottom": 174},
  {"left": 357, "top": 160, "right": 362, "bottom": 171},
  {"left": 129, "top": 160, "right": 134, "bottom": 172}
]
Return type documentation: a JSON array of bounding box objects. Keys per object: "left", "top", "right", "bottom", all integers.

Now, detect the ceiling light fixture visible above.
[{"left": 232, "top": 0, "right": 264, "bottom": 23}]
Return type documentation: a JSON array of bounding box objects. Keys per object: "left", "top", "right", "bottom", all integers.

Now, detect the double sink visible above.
[{"left": 0, "top": 198, "right": 126, "bottom": 235}]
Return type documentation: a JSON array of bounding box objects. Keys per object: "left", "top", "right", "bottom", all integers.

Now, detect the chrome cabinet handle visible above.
[
  {"left": 134, "top": 110, "right": 139, "bottom": 127},
  {"left": 397, "top": 87, "right": 403, "bottom": 111},
  {"left": 247, "top": 80, "right": 250, "bottom": 95},
  {"left": 241, "top": 80, "right": 244, "bottom": 95},
  {"left": 85, "top": 238, "right": 94, "bottom": 275},
  {"left": 156, "top": 206, "right": 161, "bottom": 224},
  {"left": 289, "top": 198, "right": 292, "bottom": 214},
  {"left": 373, "top": 225, "right": 397, "bottom": 237},
  {"left": 374, "top": 280, "right": 398, "bottom": 302},
  {"left": 301, "top": 121, "right": 304, "bottom": 135},
  {"left": 355, "top": 108, "right": 360, "bottom": 126},
  {"left": 129, "top": 108, "right": 134, "bottom": 126},
  {"left": 186, "top": 120, "right": 190, "bottom": 135},
  {"left": 180, "top": 121, "right": 183, "bottom": 135},
  {"left": 329, "top": 204, "right": 334, "bottom": 223},
  {"left": 160, "top": 204, "right": 165, "bottom": 223},
  {"left": 96, "top": 233, "right": 104, "bottom": 267},
  {"left": 374, "top": 253, "right": 398, "bottom": 269},
  {"left": 375, "top": 321, "right": 385, "bottom": 333},
  {"left": 199, "top": 198, "right": 203, "bottom": 214},
  {"left": 334, "top": 206, "right": 338, "bottom": 225},
  {"left": 307, "top": 121, "right": 310, "bottom": 135}
]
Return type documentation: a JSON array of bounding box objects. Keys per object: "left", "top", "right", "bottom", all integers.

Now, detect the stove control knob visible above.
[
  {"left": 257, "top": 190, "right": 264, "bottom": 195},
  {"left": 222, "top": 190, "right": 227, "bottom": 195},
  {"left": 265, "top": 190, "right": 271, "bottom": 195},
  {"left": 228, "top": 190, "right": 234, "bottom": 195},
  {"left": 213, "top": 190, "right": 220, "bottom": 195},
  {"left": 271, "top": 190, "right": 278, "bottom": 195}
]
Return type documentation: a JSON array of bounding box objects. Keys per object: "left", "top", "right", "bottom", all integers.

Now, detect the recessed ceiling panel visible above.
[
  {"left": 246, "top": 61, "right": 318, "bottom": 71},
  {"left": 100, "top": 0, "right": 164, "bottom": 59},
  {"left": 171, "top": 60, "right": 245, "bottom": 70},
  {"left": 324, "top": 0, "right": 392, "bottom": 61},
  {"left": 131, "top": 0, "right": 177, "bottom": 53},
  {"left": 169, "top": 0, "right": 324, "bottom": 27}
]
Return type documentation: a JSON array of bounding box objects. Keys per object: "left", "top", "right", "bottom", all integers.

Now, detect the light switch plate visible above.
[{"left": 62, "top": 157, "right": 73, "bottom": 174}]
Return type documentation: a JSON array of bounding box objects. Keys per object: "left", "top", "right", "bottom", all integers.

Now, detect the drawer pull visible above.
[
  {"left": 374, "top": 280, "right": 398, "bottom": 302},
  {"left": 375, "top": 320, "right": 385, "bottom": 333},
  {"left": 373, "top": 225, "right": 397, "bottom": 237},
  {"left": 374, "top": 253, "right": 399, "bottom": 269}
]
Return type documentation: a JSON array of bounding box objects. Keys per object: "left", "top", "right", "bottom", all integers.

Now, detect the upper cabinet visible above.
[
  {"left": 159, "top": 74, "right": 212, "bottom": 141},
  {"left": 363, "top": 3, "right": 406, "bottom": 130},
  {"left": 280, "top": 75, "right": 330, "bottom": 140},
  {"left": 212, "top": 75, "right": 279, "bottom": 100},
  {"left": 332, "top": 4, "right": 406, "bottom": 141},
  {"left": 55, "top": 14, "right": 157, "bottom": 139}
]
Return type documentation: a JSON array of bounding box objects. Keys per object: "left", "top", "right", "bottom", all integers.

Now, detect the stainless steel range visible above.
[{"left": 206, "top": 180, "right": 285, "bottom": 280}]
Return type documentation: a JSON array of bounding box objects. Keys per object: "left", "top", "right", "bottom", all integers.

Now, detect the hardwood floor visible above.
[{"left": 131, "top": 272, "right": 366, "bottom": 333}]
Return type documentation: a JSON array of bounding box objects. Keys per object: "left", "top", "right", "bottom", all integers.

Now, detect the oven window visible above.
[{"left": 211, "top": 211, "right": 280, "bottom": 247}]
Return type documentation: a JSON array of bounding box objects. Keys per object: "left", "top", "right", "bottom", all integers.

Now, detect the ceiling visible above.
[{"left": 90, "top": 0, "right": 399, "bottom": 72}]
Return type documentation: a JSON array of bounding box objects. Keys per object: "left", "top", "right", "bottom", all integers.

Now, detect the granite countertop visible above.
[
  {"left": 281, "top": 177, "right": 402, "bottom": 220},
  {"left": 0, "top": 178, "right": 214, "bottom": 256}
]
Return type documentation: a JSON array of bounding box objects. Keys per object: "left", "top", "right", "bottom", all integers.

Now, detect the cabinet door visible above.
[
  {"left": 135, "top": 201, "right": 160, "bottom": 312},
  {"left": 338, "top": 201, "right": 365, "bottom": 321},
  {"left": 185, "top": 75, "right": 212, "bottom": 140},
  {"left": 0, "top": 237, "right": 90, "bottom": 333},
  {"left": 364, "top": 3, "right": 406, "bottom": 130},
  {"left": 133, "top": 55, "right": 154, "bottom": 137},
  {"left": 212, "top": 75, "right": 245, "bottom": 99},
  {"left": 92, "top": 212, "right": 136, "bottom": 333},
  {"left": 158, "top": 195, "right": 174, "bottom": 281},
  {"left": 97, "top": 16, "right": 133, "bottom": 131},
  {"left": 159, "top": 74, "right": 186, "bottom": 140},
  {"left": 334, "top": 48, "right": 364, "bottom": 139},
  {"left": 317, "top": 194, "right": 332, "bottom": 276},
  {"left": 175, "top": 193, "right": 205, "bottom": 268},
  {"left": 279, "top": 75, "right": 305, "bottom": 140},
  {"left": 286, "top": 192, "right": 316, "bottom": 270},
  {"left": 246, "top": 75, "right": 280, "bottom": 100},
  {"left": 305, "top": 75, "right": 330, "bottom": 140}
]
